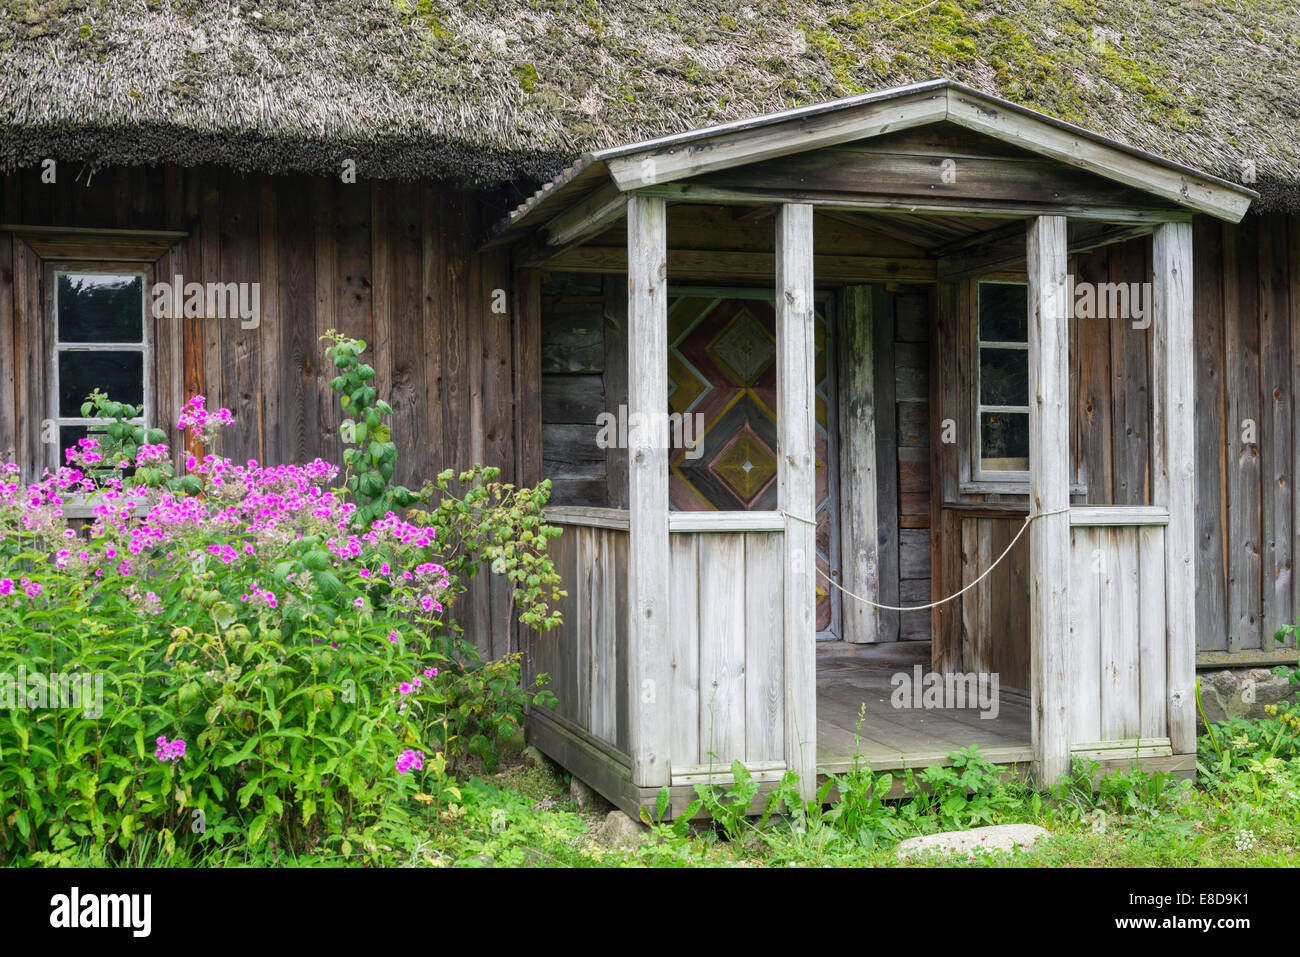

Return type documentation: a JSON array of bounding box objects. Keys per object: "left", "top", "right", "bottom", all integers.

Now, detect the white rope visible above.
[{"left": 780, "top": 505, "right": 1073, "bottom": 613}]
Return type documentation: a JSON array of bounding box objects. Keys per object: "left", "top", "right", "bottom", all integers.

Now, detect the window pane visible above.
[
  {"left": 58, "top": 351, "right": 144, "bottom": 416},
  {"left": 980, "top": 411, "right": 1029, "bottom": 471},
  {"left": 978, "top": 283, "right": 1027, "bottom": 342},
  {"left": 979, "top": 347, "right": 1028, "bottom": 406},
  {"left": 57, "top": 273, "right": 144, "bottom": 343}
]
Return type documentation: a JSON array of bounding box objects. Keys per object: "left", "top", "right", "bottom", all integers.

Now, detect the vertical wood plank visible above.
[
  {"left": 200, "top": 172, "right": 223, "bottom": 437},
  {"left": 1138, "top": 525, "right": 1168, "bottom": 739},
  {"left": 777, "top": 203, "right": 818, "bottom": 795},
  {"left": 602, "top": 274, "right": 629, "bottom": 508},
  {"left": 1259, "top": 214, "right": 1293, "bottom": 641},
  {"left": 668, "top": 533, "right": 700, "bottom": 768},
  {"left": 959, "top": 517, "right": 977, "bottom": 670},
  {"left": 277, "top": 177, "right": 317, "bottom": 466},
  {"left": 257, "top": 176, "right": 281, "bottom": 465},
  {"left": 512, "top": 266, "right": 542, "bottom": 487},
  {"left": 0, "top": 178, "right": 17, "bottom": 462},
  {"left": 1152, "top": 220, "right": 1198, "bottom": 754},
  {"left": 421, "top": 186, "right": 446, "bottom": 481},
  {"left": 576, "top": 526, "right": 594, "bottom": 731},
  {"left": 838, "top": 285, "right": 880, "bottom": 643},
  {"left": 698, "top": 533, "right": 746, "bottom": 766},
  {"left": 1027, "top": 214, "right": 1071, "bottom": 784},
  {"left": 872, "top": 286, "right": 900, "bottom": 642},
  {"left": 1109, "top": 240, "right": 1150, "bottom": 506},
  {"left": 626, "top": 193, "right": 671, "bottom": 787},
  {"left": 313, "top": 177, "right": 338, "bottom": 461},
  {"left": 931, "top": 282, "right": 961, "bottom": 671},
  {"left": 614, "top": 530, "right": 631, "bottom": 754},
  {"left": 1193, "top": 215, "right": 1228, "bottom": 652},
  {"left": 744, "top": 531, "right": 785, "bottom": 763},
  {"left": 220, "top": 169, "right": 261, "bottom": 464},
  {"left": 12, "top": 235, "right": 41, "bottom": 481},
  {"left": 1069, "top": 526, "right": 1102, "bottom": 745},
  {"left": 1291, "top": 212, "right": 1300, "bottom": 649},
  {"left": 1223, "top": 216, "right": 1261, "bottom": 651},
  {"left": 591, "top": 530, "right": 619, "bottom": 744},
  {"left": 1099, "top": 528, "right": 1140, "bottom": 740},
  {"left": 1075, "top": 246, "right": 1113, "bottom": 504},
  {"left": 480, "top": 243, "right": 516, "bottom": 657}
]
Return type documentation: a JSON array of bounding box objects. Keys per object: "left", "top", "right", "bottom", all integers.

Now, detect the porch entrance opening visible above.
[{"left": 816, "top": 642, "right": 1033, "bottom": 775}]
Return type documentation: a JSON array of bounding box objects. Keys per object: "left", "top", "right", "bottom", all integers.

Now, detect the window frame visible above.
[
  {"left": 973, "top": 279, "right": 1031, "bottom": 484},
  {"left": 44, "top": 261, "right": 154, "bottom": 474}
]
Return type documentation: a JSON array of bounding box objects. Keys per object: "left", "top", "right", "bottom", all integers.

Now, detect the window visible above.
[
  {"left": 51, "top": 270, "right": 149, "bottom": 465},
  {"left": 975, "top": 281, "right": 1029, "bottom": 477}
]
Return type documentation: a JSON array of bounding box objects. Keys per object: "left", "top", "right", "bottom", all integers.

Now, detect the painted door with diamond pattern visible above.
[{"left": 666, "top": 289, "right": 840, "bottom": 635}]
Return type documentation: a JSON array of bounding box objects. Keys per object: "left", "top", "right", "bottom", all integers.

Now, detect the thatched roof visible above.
[{"left": 3, "top": 0, "right": 1297, "bottom": 207}]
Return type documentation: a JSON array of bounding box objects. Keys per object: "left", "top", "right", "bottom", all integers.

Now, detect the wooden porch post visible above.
[
  {"left": 838, "top": 286, "right": 881, "bottom": 644},
  {"left": 1027, "top": 215, "right": 1071, "bottom": 786},
  {"left": 776, "top": 203, "right": 818, "bottom": 794},
  {"left": 1151, "top": 221, "right": 1197, "bottom": 754},
  {"left": 627, "top": 193, "right": 671, "bottom": 788}
]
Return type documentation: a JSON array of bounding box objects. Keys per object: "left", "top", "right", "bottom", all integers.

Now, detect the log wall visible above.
[{"left": 0, "top": 166, "right": 520, "bottom": 654}]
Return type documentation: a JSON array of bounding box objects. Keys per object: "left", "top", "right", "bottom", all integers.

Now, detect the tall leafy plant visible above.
[{"left": 322, "top": 331, "right": 421, "bottom": 528}]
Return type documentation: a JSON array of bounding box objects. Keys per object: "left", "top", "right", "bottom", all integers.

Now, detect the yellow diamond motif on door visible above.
[{"left": 710, "top": 428, "right": 777, "bottom": 506}]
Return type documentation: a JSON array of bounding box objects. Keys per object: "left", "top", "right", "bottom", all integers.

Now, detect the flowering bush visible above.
[{"left": 0, "top": 335, "right": 562, "bottom": 864}]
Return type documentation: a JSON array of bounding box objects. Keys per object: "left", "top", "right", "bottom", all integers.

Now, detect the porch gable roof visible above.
[{"left": 496, "top": 79, "right": 1257, "bottom": 245}]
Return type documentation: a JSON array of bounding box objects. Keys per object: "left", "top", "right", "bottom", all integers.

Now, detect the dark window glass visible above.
[
  {"left": 978, "top": 283, "right": 1028, "bottom": 342},
  {"left": 980, "top": 412, "right": 1029, "bottom": 470},
  {"left": 58, "top": 351, "right": 144, "bottom": 416},
  {"left": 979, "top": 347, "right": 1029, "bottom": 406},
  {"left": 59, "top": 425, "right": 90, "bottom": 467},
  {"left": 57, "top": 273, "right": 144, "bottom": 343}
]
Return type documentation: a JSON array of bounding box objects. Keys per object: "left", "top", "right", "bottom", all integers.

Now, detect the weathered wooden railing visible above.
[
  {"left": 666, "top": 511, "right": 787, "bottom": 785},
  {"left": 1067, "top": 505, "right": 1173, "bottom": 758},
  {"left": 525, "top": 507, "right": 630, "bottom": 767},
  {"left": 533, "top": 507, "right": 792, "bottom": 789}
]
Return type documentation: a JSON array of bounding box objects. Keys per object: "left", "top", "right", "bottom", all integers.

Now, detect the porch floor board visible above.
[{"left": 816, "top": 643, "right": 1033, "bottom": 773}]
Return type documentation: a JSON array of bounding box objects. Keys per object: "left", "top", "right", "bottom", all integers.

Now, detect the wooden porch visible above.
[
  {"left": 816, "top": 642, "right": 1032, "bottom": 774},
  {"left": 501, "top": 80, "right": 1254, "bottom": 817}
]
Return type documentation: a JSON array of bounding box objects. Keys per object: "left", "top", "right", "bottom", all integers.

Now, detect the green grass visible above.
[{"left": 33, "top": 713, "right": 1300, "bottom": 868}]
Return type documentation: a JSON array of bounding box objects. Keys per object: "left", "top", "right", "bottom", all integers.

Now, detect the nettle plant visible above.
[{"left": 0, "top": 335, "right": 563, "bottom": 864}]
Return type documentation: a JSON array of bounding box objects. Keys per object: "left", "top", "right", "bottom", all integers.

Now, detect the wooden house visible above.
[{"left": 3, "top": 2, "right": 1298, "bottom": 816}]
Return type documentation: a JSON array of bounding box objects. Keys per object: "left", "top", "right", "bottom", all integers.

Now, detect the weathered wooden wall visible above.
[
  {"left": 538, "top": 273, "right": 627, "bottom": 507},
  {"left": 1192, "top": 212, "right": 1298, "bottom": 657},
  {"left": 0, "top": 166, "right": 519, "bottom": 654}
]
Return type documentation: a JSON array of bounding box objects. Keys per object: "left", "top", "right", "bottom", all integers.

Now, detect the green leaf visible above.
[
  {"left": 302, "top": 549, "right": 331, "bottom": 572},
  {"left": 313, "top": 570, "right": 343, "bottom": 600}
]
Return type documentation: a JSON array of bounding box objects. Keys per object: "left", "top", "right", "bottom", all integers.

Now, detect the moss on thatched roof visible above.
[{"left": 2, "top": 0, "right": 1296, "bottom": 206}]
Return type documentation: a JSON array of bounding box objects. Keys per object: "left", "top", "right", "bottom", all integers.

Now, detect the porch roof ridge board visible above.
[{"left": 492, "top": 79, "right": 1257, "bottom": 244}]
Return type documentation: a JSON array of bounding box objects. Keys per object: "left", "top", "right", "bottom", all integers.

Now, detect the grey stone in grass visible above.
[
  {"left": 1197, "top": 668, "right": 1297, "bottom": 727},
  {"left": 568, "top": 775, "right": 611, "bottom": 812},
  {"left": 520, "top": 744, "right": 552, "bottom": 770},
  {"left": 895, "top": 823, "right": 1049, "bottom": 859},
  {"left": 595, "top": 810, "right": 650, "bottom": 850}
]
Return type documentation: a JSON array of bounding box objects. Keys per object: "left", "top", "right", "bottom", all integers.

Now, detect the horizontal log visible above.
[
  {"left": 698, "top": 147, "right": 1164, "bottom": 210},
  {"left": 542, "top": 245, "right": 938, "bottom": 282},
  {"left": 1069, "top": 505, "right": 1170, "bottom": 526},
  {"left": 668, "top": 510, "right": 786, "bottom": 532},
  {"left": 541, "top": 373, "right": 605, "bottom": 422},
  {"left": 639, "top": 182, "right": 1194, "bottom": 223}
]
